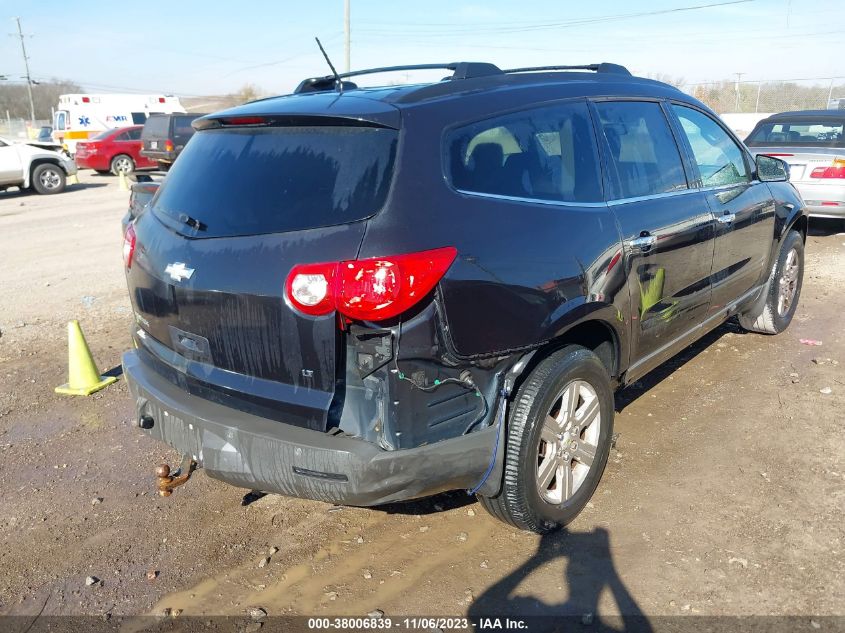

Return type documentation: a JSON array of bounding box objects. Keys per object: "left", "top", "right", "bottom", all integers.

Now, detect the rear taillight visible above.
[
  {"left": 164, "top": 139, "right": 174, "bottom": 152},
  {"left": 285, "top": 247, "right": 458, "bottom": 322},
  {"left": 123, "top": 224, "right": 137, "bottom": 268},
  {"left": 810, "top": 158, "right": 845, "bottom": 179}
]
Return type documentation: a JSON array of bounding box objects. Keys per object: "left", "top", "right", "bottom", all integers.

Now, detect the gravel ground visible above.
[{"left": 1, "top": 173, "right": 843, "bottom": 626}]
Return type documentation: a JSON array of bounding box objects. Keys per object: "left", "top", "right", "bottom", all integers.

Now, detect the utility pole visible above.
[
  {"left": 344, "top": 0, "right": 351, "bottom": 73},
  {"left": 12, "top": 17, "right": 36, "bottom": 124},
  {"left": 734, "top": 72, "right": 745, "bottom": 112}
]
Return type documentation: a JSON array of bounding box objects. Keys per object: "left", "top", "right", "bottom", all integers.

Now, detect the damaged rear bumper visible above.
[{"left": 122, "top": 350, "right": 496, "bottom": 506}]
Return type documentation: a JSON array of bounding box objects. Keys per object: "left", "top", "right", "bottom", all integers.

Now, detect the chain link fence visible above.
[
  {"left": 0, "top": 118, "right": 52, "bottom": 140},
  {"left": 683, "top": 78, "right": 845, "bottom": 115}
]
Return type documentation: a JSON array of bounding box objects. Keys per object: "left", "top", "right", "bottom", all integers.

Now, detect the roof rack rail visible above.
[
  {"left": 293, "top": 61, "right": 632, "bottom": 94},
  {"left": 294, "top": 62, "right": 503, "bottom": 93},
  {"left": 502, "top": 63, "right": 631, "bottom": 76}
]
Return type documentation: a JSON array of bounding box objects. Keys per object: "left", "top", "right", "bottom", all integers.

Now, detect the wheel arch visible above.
[
  {"left": 509, "top": 311, "right": 623, "bottom": 401},
  {"left": 789, "top": 213, "right": 808, "bottom": 242}
]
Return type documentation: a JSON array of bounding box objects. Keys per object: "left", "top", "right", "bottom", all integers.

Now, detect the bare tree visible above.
[
  {"left": 232, "top": 83, "right": 264, "bottom": 104},
  {"left": 0, "top": 79, "right": 83, "bottom": 119}
]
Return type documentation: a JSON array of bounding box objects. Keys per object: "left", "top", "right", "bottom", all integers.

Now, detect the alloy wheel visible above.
[
  {"left": 536, "top": 379, "right": 601, "bottom": 505},
  {"left": 777, "top": 248, "right": 799, "bottom": 316},
  {"left": 39, "top": 169, "right": 62, "bottom": 190}
]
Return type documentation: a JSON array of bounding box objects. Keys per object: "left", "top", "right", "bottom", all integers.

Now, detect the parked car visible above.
[
  {"left": 36, "top": 125, "right": 53, "bottom": 142},
  {"left": 75, "top": 125, "right": 157, "bottom": 176},
  {"left": 745, "top": 110, "right": 844, "bottom": 224},
  {"left": 0, "top": 136, "right": 77, "bottom": 194},
  {"left": 140, "top": 113, "right": 205, "bottom": 170},
  {"left": 121, "top": 62, "right": 806, "bottom": 533}
]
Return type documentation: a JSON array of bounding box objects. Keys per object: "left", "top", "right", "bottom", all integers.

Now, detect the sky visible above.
[{"left": 1, "top": 0, "right": 844, "bottom": 97}]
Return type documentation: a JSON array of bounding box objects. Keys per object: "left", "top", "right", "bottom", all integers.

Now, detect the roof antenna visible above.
[{"left": 315, "top": 37, "right": 343, "bottom": 93}]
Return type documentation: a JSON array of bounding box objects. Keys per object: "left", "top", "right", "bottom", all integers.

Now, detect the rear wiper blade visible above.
[{"left": 178, "top": 213, "right": 207, "bottom": 231}]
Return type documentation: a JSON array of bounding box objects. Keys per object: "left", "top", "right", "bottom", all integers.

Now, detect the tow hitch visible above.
[{"left": 156, "top": 453, "right": 197, "bottom": 497}]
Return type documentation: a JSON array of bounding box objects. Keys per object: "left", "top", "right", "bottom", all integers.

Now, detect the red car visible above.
[{"left": 75, "top": 126, "right": 157, "bottom": 175}]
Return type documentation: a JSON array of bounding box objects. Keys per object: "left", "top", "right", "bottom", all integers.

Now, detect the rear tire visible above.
[
  {"left": 477, "top": 346, "right": 614, "bottom": 533},
  {"left": 110, "top": 154, "right": 135, "bottom": 176},
  {"left": 738, "top": 229, "right": 804, "bottom": 334},
  {"left": 31, "top": 163, "right": 66, "bottom": 195}
]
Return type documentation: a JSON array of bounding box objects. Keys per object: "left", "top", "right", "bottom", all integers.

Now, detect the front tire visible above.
[
  {"left": 110, "top": 154, "right": 135, "bottom": 176},
  {"left": 738, "top": 229, "right": 804, "bottom": 334},
  {"left": 31, "top": 163, "right": 66, "bottom": 195},
  {"left": 477, "top": 346, "right": 614, "bottom": 533}
]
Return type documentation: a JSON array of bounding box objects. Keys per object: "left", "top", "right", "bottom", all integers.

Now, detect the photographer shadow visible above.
[{"left": 468, "top": 528, "right": 652, "bottom": 632}]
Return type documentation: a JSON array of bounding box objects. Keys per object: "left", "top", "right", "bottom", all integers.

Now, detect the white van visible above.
[{"left": 53, "top": 94, "right": 186, "bottom": 155}]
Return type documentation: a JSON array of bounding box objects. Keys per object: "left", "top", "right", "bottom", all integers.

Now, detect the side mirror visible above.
[{"left": 756, "top": 154, "right": 790, "bottom": 182}]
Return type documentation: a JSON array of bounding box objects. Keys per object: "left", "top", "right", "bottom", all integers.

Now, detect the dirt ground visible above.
[{"left": 1, "top": 173, "right": 844, "bottom": 627}]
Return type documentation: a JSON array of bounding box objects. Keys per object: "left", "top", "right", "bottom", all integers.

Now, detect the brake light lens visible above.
[
  {"left": 285, "top": 247, "right": 458, "bottom": 321},
  {"left": 164, "top": 139, "right": 174, "bottom": 152},
  {"left": 123, "top": 224, "right": 137, "bottom": 268},
  {"left": 810, "top": 159, "right": 845, "bottom": 179},
  {"left": 220, "top": 116, "right": 268, "bottom": 126}
]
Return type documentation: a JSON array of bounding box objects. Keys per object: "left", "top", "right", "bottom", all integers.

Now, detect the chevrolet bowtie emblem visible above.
[{"left": 164, "top": 262, "right": 194, "bottom": 282}]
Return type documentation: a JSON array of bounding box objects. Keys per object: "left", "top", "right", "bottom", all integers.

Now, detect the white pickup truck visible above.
[{"left": 0, "top": 137, "right": 77, "bottom": 195}]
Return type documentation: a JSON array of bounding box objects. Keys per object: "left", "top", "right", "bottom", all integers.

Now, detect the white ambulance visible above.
[{"left": 53, "top": 94, "right": 186, "bottom": 155}]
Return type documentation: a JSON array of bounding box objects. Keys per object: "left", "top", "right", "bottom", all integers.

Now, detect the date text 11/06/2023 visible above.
[{"left": 306, "top": 617, "right": 528, "bottom": 630}]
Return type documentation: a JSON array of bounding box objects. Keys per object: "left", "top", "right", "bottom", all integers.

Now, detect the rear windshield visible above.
[
  {"left": 141, "top": 116, "right": 169, "bottom": 139},
  {"left": 746, "top": 119, "right": 845, "bottom": 147},
  {"left": 152, "top": 126, "right": 398, "bottom": 237}
]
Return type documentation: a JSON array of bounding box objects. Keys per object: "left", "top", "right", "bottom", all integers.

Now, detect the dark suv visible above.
[
  {"left": 121, "top": 62, "right": 806, "bottom": 532},
  {"left": 140, "top": 113, "right": 206, "bottom": 169}
]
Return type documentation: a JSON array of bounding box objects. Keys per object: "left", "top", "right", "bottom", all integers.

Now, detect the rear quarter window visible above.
[
  {"left": 445, "top": 100, "right": 603, "bottom": 204},
  {"left": 152, "top": 126, "right": 398, "bottom": 237}
]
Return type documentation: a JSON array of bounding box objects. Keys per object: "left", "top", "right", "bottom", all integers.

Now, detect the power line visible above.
[{"left": 354, "top": 0, "right": 757, "bottom": 37}]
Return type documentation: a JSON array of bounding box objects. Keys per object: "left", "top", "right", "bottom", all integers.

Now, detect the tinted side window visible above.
[
  {"left": 131, "top": 112, "right": 146, "bottom": 125},
  {"left": 672, "top": 105, "right": 748, "bottom": 187},
  {"left": 173, "top": 115, "right": 197, "bottom": 137},
  {"left": 114, "top": 131, "right": 130, "bottom": 142},
  {"left": 126, "top": 128, "right": 142, "bottom": 140},
  {"left": 446, "top": 101, "right": 602, "bottom": 203},
  {"left": 594, "top": 101, "right": 687, "bottom": 199}
]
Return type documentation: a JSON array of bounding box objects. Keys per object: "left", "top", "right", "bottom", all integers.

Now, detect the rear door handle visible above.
[
  {"left": 716, "top": 213, "right": 736, "bottom": 224},
  {"left": 627, "top": 234, "right": 656, "bottom": 251}
]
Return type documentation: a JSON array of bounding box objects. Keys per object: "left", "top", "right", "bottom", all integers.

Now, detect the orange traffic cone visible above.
[{"left": 54, "top": 320, "right": 118, "bottom": 396}]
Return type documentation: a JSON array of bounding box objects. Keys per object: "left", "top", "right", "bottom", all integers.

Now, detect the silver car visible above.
[{"left": 746, "top": 110, "right": 844, "bottom": 224}]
